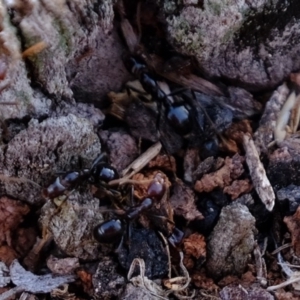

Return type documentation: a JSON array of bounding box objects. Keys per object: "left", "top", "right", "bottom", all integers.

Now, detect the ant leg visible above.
[
  {"left": 115, "top": 234, "right": 124, "bottom": 253},
  {"left": 129, "top": 185, "right": 134, "bottom": 206},
  {"left": 190, "top": 90, "right": 218, "bottom": 133},
  {"left": 126, "top": 221, "right": 132, "bottom": 249},
  {"left": 77, "top": 155, "right": 84, "bottom": 170},
  {"left": 191, "top": 90, "right": 227, "bottom": 149},
  {"left": 144, "top": 212, "right": 175, "bottom": 225},
  {"left": 95, "top": 184, "right": 124, "bottom": 207},
  {"left": 154, "top": 100, "right": 175, "bottom": 161},
  {"left": 155, "top": 97, "right": 164, "bottom": 139},
  {"left": 167, "top": 87, "right": 189, "bottom": 98},
  {"left": 90, "top": 152, "right": 107, "bottom": 170}
]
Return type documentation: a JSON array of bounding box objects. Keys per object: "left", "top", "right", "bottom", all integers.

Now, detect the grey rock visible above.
[
  {"left": 206, "top": 202, "right": 256, "bottom": 279},
  {"left": 220, "top": 285, "right": 274, "bottom": 300},
  {"left": 1, "top": 114, "right": 100, "bottom": 204},
  {"left": 165, "top": 1, "right": 300, "bottom": 91},
  {"left": 92, "top": 256, "right": 125, "bottom": 299},
  {"left": 42, "top": 191, "right": 104, "bottom": 260}
]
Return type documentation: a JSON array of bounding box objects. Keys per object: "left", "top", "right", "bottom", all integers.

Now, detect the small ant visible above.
[
  {"left": 43, "top": 153, "right": 119, "bottom": 199},
  {"left": 93, "top": 172, "right": 166, "bottom": 244},
  {"left": 126, "top": 56, "right": 193, "bottom": 136}
]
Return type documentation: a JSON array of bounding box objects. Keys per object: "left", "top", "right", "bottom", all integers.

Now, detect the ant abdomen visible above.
[
  {"left": 43, "top": 170, "right": 90, "bottom": 199},
  {"left": 93, "top": 219, "right": 124, "bottom": 243}
]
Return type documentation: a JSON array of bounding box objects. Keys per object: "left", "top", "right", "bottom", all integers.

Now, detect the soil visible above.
[{"left": 1, "top": 1, "right": 300, "bottom": 299}]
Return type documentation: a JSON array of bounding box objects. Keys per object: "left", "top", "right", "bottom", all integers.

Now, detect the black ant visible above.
[
  {"left": 125, "top": 56, "right": 235, "bottom": 157},
  {"left": 43, "top": 153, "right": 119, "bottom": 199},
  {"left": 125, "top": 56, "right": 193, "bottom": 136},
  {"left": 93, "top": 172, "right": 166, "bottom": 244}
]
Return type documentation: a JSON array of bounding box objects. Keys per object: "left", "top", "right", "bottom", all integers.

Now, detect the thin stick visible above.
[
  {"left": 109, "top": 142, "right": 162, "bottom": 186},
  {"left": 271, "top": 243, "right": 292, "bottom": 255},
  {"left": 267, "top": 276, "right": 300, "bottom": 291}
]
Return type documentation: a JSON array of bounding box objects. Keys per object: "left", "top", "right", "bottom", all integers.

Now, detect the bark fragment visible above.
[
  {"left": 99, "top": 129, "right": 139, "bottom": 173},
  {"left": 243, "top": 134, "right": 275, "bottom": 211},
  {"left": 254, "top": 83, "right": 289, "bottom": 154},
  {"left": 223, "top": 179, "right": 253, "bottom": 200},
  {"left": 194, "top": 154, "right": 244, "bottom": 193}
]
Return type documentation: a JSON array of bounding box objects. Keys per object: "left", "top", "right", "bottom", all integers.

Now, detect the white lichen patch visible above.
[
  {"left": 166, "top": 0, "right": 255, "bottom": 60},
  {"left": 0, "top": 2, "right": 51, "bottom": 119}
]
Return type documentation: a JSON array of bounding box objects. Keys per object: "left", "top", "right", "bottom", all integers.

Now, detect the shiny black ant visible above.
[
  {"left": 93, "top": 171, "right": 185, "bottom": 252},
  {"left": 125, "top": 56, "right": 234, "bottom": 157},
  {"left": 93, "top": 172, "right": 167, "bottom": 244},
  {"left": 43, "top": 153, "right": 119, "bottom": 199},
  {"left": 125, "top": 56, "right": 193, "bottom": 137}
]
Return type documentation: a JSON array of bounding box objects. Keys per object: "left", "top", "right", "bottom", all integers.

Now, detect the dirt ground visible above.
[{"left": 1, "top": 1, "right": 300, "bottom": 299}]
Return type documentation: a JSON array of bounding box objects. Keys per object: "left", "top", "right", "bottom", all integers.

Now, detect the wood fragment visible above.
[
  {"left": 109, "top": 142, "right": 162, "bottom": 185},
  {"left": 243, "top": 134, "right": 275, "bottom": 211},
  {"left": 274, "top": 91, "right": 300, "bottom": 142},
  {"left": 267, "top": 275, "right": 300, "bottom": 292},
  {"left": 271, "top": 243, "right": 292, "bottom": 255},
  {"left": 254, "top": 83, "right": 289, "bottom": 153}
]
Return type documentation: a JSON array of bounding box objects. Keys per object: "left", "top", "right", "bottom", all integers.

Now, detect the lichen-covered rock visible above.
[
  {"left": 0, "top": 0, "right": 129, "bottom": 122},
  {"left": 41, "top": 191, "right": 104, "bottom": 260},
  {"left": 53, "top": 102, "right": 105, "bottom": 127},
  {"left": 206, "top": 202, "right": 256, "bottom": 279},
  {"left": 164, "top": 0, "right": 300, "bottom": 91},
  {"left": 1, "top": 114, "right": 100, "bottom": 204},
  {"left": 0, "top": 4, "right": 51, "bottom": 120}
]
